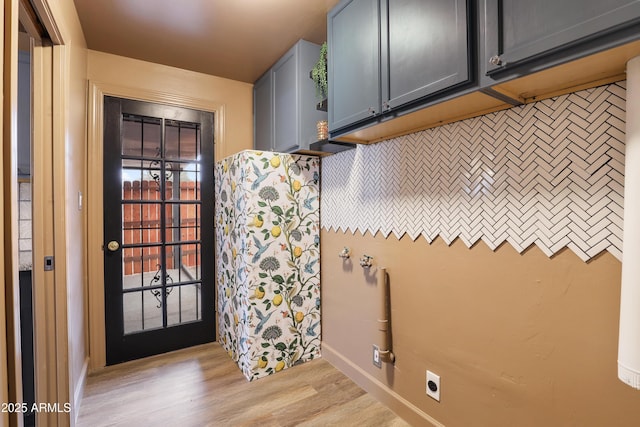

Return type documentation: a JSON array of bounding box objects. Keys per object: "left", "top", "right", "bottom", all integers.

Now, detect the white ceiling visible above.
[{"left": 72, "top": 0, "right": 340, "bottom": 83}]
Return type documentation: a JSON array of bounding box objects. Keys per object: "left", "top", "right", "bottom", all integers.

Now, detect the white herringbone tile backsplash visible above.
[{"left": 321, "top": 82, "right": 626, "bottom": 262}]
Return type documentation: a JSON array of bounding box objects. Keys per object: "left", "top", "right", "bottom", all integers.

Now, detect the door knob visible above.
[{"left": 106, "top": 241, "right": 120, "bottom": 252}]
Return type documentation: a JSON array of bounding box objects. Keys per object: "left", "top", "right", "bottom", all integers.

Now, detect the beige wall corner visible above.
[{"left": 64, "top": 41, "right": 88, "bottom": 425}]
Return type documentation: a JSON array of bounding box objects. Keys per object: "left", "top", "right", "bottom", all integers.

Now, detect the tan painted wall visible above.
[
  {"left": 47, "top": 0, "right": 90, "bottom": 422},
  {"left": 321, "top": 230, "right": 640, "bottom": 426},
  {"left": 87, "top": 50, "right": 253, "bottom": 158},
  {"left": 64, "top": 41, "right": 89, "bottom": 425}
]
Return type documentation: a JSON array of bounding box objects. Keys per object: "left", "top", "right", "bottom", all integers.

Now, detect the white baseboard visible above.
[{"left": 322, "top": 343, "right": 444, "bottom": 427}]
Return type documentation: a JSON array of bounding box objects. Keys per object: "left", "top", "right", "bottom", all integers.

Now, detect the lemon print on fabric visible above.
[
  {"left": 258, "top": 356, "right": 268, "bottom": 368},
  {"left": 293, "top": 246, "right": 303, "bottom": 258},
  {"left": 272, "top": 294, "right": 283, "bottom": 306},
  {"left": 214, "top": 151, "right": 321, "bottom": 381}
]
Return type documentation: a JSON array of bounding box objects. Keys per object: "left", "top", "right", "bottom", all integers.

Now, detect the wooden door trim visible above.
[
  {"left": 52, "top": 44, "right": 71, "bottom": 426},
  {"left": 17, "top": 0, "right": 72, "bottom": 424},
  {"left": 87, "top": 81, "right": 224, "bottom": 370},
  {"left": 29, "top": 0, "right": 63, "bottom": 45},
  {"left": 31, "top": 39, "right": 62, "bottom": 427},
  {"left": 2, "top": 0, "right": 25, "bottom": 425},
  {"left": 0, "top": 0, "right": 11, "bottom": 424}
]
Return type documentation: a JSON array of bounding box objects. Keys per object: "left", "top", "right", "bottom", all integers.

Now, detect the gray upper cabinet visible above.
[
  {"left": 253, "top": 39, "right": 327, "bottom": 153},
  {"left": 272, "top": 48, "right": 299, "bottom": 153},
  {"left": 253, "top": 71, "right": 273, "bottom": 152},
  {"left": 481, "top": 0, "right": 640, "bottom": 81},
  {"left": 328, "top": 0, "right": 381, "bottom": 131},
  {"left": 385, "top": 0, "right": 469, "bottom": 110},
  {"left": 328, "top": 0, "right": 471, "bottom": 133}
]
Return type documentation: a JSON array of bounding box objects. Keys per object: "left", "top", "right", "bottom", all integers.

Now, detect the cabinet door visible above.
[
  {"left": 385, "top": 0, "right": 470, "bottom": 109},
  {"left": 483, "top": 0, "right": 640, "bottom": 76},
  {"left": 296, "top": 40, "right": 327, "bottom": 150},
  {"left": 328, "top": 0, "right": 381, "bottom": 131},
  {"left": 273, "top": 48, "right": 300, "bottom": 153},
  {"left": 254, "top": 71, "right": 273, "bottom": 151}
]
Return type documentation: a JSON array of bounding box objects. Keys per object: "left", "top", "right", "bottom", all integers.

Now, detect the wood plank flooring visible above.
[{"left": 77, "top": 343, "right": 409, "bottom": 426}]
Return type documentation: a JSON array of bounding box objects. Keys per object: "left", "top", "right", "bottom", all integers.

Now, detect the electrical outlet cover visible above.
[
  {"left": 373, "top": 345, "right": 381, "bottom": 368},
  {"left": 426, "top": 370, "right": 440, "bottom": 401}
]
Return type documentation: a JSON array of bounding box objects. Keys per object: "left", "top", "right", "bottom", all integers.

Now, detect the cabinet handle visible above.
[
  {"left": 368, "top": 107, "right": 376, "bottom": 115},
  {"left": 382, "top": 101, "right": 390, "bottom": 111},
  {"left": 489, "top": 55, "right": 504, "bottom": 66}
]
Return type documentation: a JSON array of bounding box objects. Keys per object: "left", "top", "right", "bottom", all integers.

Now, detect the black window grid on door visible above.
[{"left": 120, "top": 113, "right": 203, "bottom": 333}]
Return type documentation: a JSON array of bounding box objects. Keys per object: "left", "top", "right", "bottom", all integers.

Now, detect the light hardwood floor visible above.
[{"left": 77, "top": 343, "right": 409, "bottom": 426}]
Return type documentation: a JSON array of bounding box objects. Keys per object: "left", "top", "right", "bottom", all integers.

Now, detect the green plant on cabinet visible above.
[{"left": 311, "top": 41, "right": 328, "bottom": 104}]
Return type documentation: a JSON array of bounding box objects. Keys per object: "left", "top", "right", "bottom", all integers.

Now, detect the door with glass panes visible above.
[{"left": 103, "top": 96, "right": 214, "bottom": 365}]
